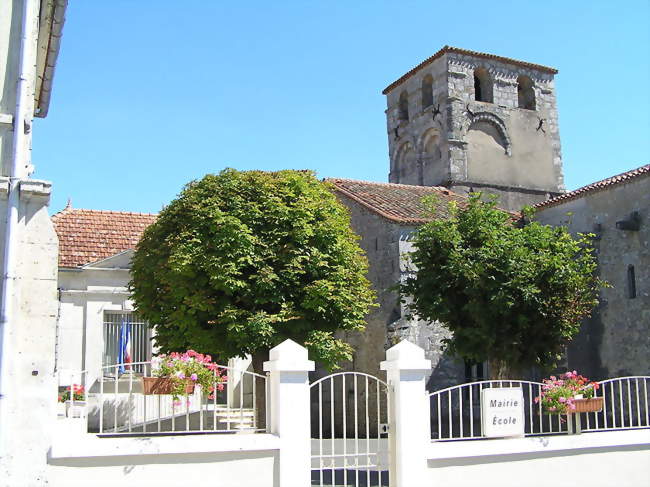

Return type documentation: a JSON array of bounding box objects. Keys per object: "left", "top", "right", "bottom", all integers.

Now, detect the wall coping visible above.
[
  {"left": 49, "top": 430, "right": 280, "bottom": 461},
  {"left": 427, "top": 429, "right": 650, "bottom": 461}
]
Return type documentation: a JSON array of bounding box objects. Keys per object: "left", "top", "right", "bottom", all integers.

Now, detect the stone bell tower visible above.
[{"left": 383, "top": 46, "right": 565, "bottom": 211}]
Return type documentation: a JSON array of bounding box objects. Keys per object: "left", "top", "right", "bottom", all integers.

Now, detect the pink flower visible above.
[
  {"left": 190, "top": 373, "right": 198, "bottom": 381},
  {"left": 217, "top": 383, "right": 225, "bottom": 392},
  {"left": 176, "top": 371, "right": 185, "bottom": 379},
  {"left": 559, "top": 397, "right": 566, "bottom": 403},
  {"left": 534, "top": 397, "right": 540, "bottom": 404},
  {"left": 173, "top": 400, "right": 182, "bottom": 407}
]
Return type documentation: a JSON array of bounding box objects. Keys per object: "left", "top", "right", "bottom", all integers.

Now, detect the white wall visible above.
[
  {"left": 47, "top": 430, "right": 279, "bottom": 487},
  {"left": 425, "top": 429, "right": 650, "bottom": 487}
]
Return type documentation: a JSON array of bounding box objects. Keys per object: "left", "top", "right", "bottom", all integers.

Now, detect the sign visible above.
[{"left": 481, "top": 387, "right": 525, "bottom": 438}]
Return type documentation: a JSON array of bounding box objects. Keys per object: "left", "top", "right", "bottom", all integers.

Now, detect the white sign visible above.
[{"left": 481, "top": 387, "right": 525, "bottom": 438}]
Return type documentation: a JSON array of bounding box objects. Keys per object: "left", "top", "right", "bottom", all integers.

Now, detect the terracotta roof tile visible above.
[
  {"left": 326, "top": 178, "right": 467, "bottom": 225},
  {"left": 382, "top": 45, "right": 558, "bottom": 95},
  {"left": 52, "top": 208, "right": 157, "bottom": 268},
  {"left": 534, "top": 164, "right": 650, "bottom": 210}
]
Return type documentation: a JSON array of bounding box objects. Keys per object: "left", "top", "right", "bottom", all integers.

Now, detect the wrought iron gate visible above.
[{"left": 310, "top": 372, "right": 390, "bottom": 486}]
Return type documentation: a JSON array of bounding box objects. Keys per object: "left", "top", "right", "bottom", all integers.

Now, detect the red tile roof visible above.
[
  {"left": 382, "top": 45, "right": 558, "bottom": 95},
  {"left": 52, "top": 207, "right": 157, "bottom": 268},
  {"left": 326, "top": 178, "right": 467, "bottom": 225},
  {"left": 534, "top": 164, "right": 650, "bottom": 210}
]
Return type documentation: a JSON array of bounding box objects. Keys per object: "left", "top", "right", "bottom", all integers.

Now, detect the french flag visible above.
[{"left": 118, "top": 318, "right": 132, "bottom": 373}]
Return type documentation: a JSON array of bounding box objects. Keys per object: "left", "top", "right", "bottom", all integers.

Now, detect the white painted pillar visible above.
[
  {"left": 381, "top": 340, "right": 431, "bottom": 487},
  {"left": 263, "top": 339, "right": 315, "bottom": 487}
]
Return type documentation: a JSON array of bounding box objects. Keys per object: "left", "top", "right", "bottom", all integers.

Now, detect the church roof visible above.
[
  {"left": 382, "top": 45, "right": 558, "bottom": 95},
  {"left": 52, "top": 207, "right": 157, "bottom": 268},
  {"left": 327, "top": 178, "right": 466, "bottom": 225},
  {"left": 534, "top": 163, "right": 650, "bottom": 210}
]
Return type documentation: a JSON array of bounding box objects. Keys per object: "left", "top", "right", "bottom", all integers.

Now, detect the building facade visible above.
[
  {"left": 0, "top": 0, "right": 68, "bottom": 483},
  {"left": 535, "top": 164, "right": 650, "bottom": 379}
]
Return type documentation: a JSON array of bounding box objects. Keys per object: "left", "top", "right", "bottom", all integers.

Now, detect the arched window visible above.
[
  {"left": 517, "top": 75, "right": 536, "bottom": 110},
  {"left": 421, "top": 74, "right": 433, "bottom": 108},
  {"left": 398, "top": 91, "right": 409, "bottom": 121},
  {"left": 473, "top": 67, "right": 493, "bottom": 103}
]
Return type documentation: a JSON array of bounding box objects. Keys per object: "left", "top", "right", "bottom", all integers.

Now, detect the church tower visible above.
[{"left": 383, "top": 46, "right": 565, "bottom": 211}]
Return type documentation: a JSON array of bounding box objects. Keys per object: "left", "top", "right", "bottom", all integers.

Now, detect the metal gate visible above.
[{"left": 310, "top": 372, "right": 390, "bottom": 486}]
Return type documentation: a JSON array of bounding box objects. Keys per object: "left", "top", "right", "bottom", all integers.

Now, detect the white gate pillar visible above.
[
  {"left": 381, "top": 340, "right": 431, "bottom": 487},
  {"left": 264, "top": 339, "right": 315, "bottom": 487}
]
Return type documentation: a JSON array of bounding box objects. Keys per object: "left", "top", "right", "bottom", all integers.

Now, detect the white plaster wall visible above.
[
  {"left": 57, "top": 267, "right": 133, "bottom": 385},
  {"left": 0, "top": 183, "right": 59, "bottom": 484},
  {"left": 425, "top": 430, "right": 650, "bottom": 487},
  {"left": 47, "top": 432, "right": 279, "bottom": 487}
]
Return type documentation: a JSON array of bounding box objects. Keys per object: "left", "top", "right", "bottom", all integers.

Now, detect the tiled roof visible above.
[
  {"left": 326, "top": 178, "right": 467, "bottom": 225},
  {"left": 382, "top": 45, "right": 558, "bottom": 95},
  {"left": 52, "top": 207, "right": 157, "bottom": 268},
  {"left": 534, "top": 164, "right": 650, "bottom": 210}
]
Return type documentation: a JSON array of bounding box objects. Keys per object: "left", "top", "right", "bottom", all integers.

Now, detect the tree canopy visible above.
[
  {"left": 399, "top": 195, "right": 605, "bottom": 377},
  {"left": 130, "top": 169, "right": 375, "bottom": 369}
]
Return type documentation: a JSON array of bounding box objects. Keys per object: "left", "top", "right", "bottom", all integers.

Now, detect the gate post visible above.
[
  {"left": 264, "top": 339, "right": 315, "bottom": 487},
  {"left": 381, "top": 340, "right": 431, "bottom": 487}
]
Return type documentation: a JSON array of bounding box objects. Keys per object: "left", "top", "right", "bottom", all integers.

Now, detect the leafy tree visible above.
[
  {"left": 130, "top": 169, "right": 375, "bottom": 371},
  {"left": 399, "top": 195, "right": 605, "bottom": 379}
]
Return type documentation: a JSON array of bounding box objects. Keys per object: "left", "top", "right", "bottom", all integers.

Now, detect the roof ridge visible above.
[
  {"left": 535, "top": 163, "right": 650, "bottom": 209},
  {"left": 382, "top": 45, "right": 558, "bottom": 95},
  {"left": 52, "top": 207, "right": 158, "bottom": 217}
]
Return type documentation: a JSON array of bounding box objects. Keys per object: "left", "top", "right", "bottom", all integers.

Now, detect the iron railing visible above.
[
  {"left": 428, "top": 376, "right": 650, "bottom": 442},
  {"left": 57, "top": 361, "right": 268, "bottom": 435}
]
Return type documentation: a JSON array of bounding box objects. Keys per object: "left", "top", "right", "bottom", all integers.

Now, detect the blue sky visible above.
[{"left": 34, "top": 1, "right": 650, "bottom": 214}]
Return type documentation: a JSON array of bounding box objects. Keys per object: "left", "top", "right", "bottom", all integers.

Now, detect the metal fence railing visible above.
[
  {"left": 428, "top": 376, "right": 650, "bottom": 442},
  {"left": 57, "top": 361, "right": 268, "bottom": 435}
]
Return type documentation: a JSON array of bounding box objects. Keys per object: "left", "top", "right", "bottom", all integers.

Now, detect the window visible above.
[
  {"left": 517, "top": 75, "right": 536, "bottom": 110},
  {"left": 398, "top": 91, "right": 409, "bottom": 121},
  {"left": 103, "top": 311, "right": 152, "bottom": 373},
  {"left": 627, "top": 265, "right": 637, "bottom": 299},
  {"left": 473, "top": 67, "right": 493, "bottom": 103},
  {"left": 421, "top": 74, "right": 433, "bottom": 108}
]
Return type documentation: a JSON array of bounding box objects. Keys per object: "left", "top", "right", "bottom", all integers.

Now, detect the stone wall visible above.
[
  {"left": 385, "top": 50, "right": 565, "bottom": 211},
  {"left": 535, "top": 174, "right": 650, "bottom": 379},
  {"left": 334, "top": 194, "right": 465, "bottom": 391}
]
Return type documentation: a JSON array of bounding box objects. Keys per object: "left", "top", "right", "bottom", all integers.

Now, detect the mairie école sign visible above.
[{"left": 481, "top": 387, "right": 525, "bottom": 438}]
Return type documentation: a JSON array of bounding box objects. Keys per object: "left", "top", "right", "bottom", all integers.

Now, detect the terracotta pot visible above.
[
  {"left": 573, "top": 397, "right": 603, "bottom": 413},
  {"left": 142, "top": 376, "right": 195, "bottom": 395}
]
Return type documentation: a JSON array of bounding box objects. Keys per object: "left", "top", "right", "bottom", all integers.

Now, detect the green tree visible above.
[
  {"left": 399, "top": 195, "right": 605, "bottom": 379},
  {"left": 130, "top": 169, "right": 375, "bottom": 371}
]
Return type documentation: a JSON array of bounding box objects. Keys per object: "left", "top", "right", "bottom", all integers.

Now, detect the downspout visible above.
[{"left": 0, "top": 0, "right": 36, "bottom": 457}]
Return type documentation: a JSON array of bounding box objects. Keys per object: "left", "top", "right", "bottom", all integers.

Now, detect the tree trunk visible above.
[
  {"left": 251, "top": 349, "right": 269, "bottom": 430},
  {"left": 488, "top": 358, "right": 520, "bottom": 381}
]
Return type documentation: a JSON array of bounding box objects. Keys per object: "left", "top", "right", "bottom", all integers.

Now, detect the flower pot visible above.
[
  {"left": 142, "top": 376, "right": 195, "bottom": 395},
  {"left": 573, "top": 397, "right": 603, "bottom": 413},
  {"left": 65, "top": 400, "right": 86, "bottom": 418}
]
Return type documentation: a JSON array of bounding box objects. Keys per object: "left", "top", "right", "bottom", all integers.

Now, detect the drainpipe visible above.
[{"left": 0, "top": 0, "right": 35, "bottom": 460}]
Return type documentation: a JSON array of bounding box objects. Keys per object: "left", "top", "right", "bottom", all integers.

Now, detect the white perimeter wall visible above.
[
  {"left": 47, "top": 429, "right": 279, "bottom": 487},
  {"left": 425, "top": 430, "right": 650, "bottom": 487}
]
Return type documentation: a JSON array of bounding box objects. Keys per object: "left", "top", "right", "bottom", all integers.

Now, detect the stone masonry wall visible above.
[
  {"left": 385, "top": 50, "right": 565, "bottom": 212},
  {"left": 535, "top": 174, "right": 650, "bottom": 379}
]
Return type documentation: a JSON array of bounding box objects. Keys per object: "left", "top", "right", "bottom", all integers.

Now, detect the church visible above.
[{"left": 51, "top": 46, "right": 649, "bottom": 391}]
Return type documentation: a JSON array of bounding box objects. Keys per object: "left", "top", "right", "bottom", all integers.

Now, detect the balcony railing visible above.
[{"left": 56, "top": 361, "right": 268, "bottom": 435}]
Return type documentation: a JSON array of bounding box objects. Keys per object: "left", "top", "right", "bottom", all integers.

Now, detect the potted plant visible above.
[
  {"left": 535, "top": 371, "right": 602, "bottom": 415},
  {"left": 144, "top": 350, "right": 227, "bottom": 402},
  {"left": 59, "top": 384, "right": 86, "bottom": 418}
]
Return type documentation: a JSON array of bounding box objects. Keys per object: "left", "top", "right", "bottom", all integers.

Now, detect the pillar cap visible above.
[
  {"left": 263, "top": 339, "right": 315, "bottom": 372},
  {"left": 380, "top": 340, "right": 431, "bottom": 371}
]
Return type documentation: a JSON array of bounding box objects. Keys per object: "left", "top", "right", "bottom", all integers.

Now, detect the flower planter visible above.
[
  {"left": 573, "top": 397, "right": 603, "bottom": 413},
  {"left": 142, "top": 376, "right": 195, "bottom": 395}
]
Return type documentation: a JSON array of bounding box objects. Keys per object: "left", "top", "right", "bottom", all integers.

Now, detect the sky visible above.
[{"left": 33, "top": 1, "right": 650, "bottom": 215}]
